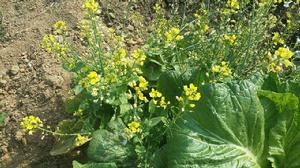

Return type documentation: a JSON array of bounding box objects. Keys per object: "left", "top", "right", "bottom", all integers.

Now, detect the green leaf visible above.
[
  {"left": 157, "top": 71, "right": 190, "bottom": 104},
  {"left": 0, "top": 112, "right": 6, "bottom": 127},
  {"left": 50, "top": 120, "right": 85, "bottom": 156},
  {"left": 259, "top": 91, "right": 300, "bottom": 168},
  {"left": 64, "top": 97, "right": 81, "bottom": 114},
  {"left": 145, "top": 117, "right": 164, "bottom": 128},
  {"left": 142, "top": 60, "right": 162, "bottom": 81},
  {"left": 72, "top": 160, "right": 117, "bottom": 168},
  {"left": 87, "top": 129, "right": 136, "bottom": 167},
  {"left": 165, "top": 80, "right": 266, "bottom": 167},
  {"left": 74, "top": 85, "right": 84, "bottom": 95}
]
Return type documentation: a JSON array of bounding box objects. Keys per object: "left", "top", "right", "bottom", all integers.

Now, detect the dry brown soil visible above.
[{"left": 0, "top": 0, "right": 83, "bottom": 167}]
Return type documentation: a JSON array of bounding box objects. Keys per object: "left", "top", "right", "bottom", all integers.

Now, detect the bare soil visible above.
[{"left": 0, "top": 0, "right": 83, "bottom": 167}]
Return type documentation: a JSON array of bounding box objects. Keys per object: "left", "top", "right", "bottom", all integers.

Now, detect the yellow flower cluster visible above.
[
  {"left": 269, "top": 47, "right": 294, "bottom": 72},
  {"left": 153, "top": 3, "right": 161, "bottom": 14},
  {"left": 269, "top": 62, "right": 283, "bottom": 72},
  {"left": 73, "top": 108, "right": 84, "bottom": 116},
  {"left": 224, "top": 34, "right": 237, "bottom": 45},
  {"left": 75, "top": 134, "right": 89, "bottom": 146},
  {"left": 275, "top": 47, "right": 293, "bottom": 59},
  {"left": 124, "top": 121, "right": 141, "bottom": 138},
  {"left": 176, "top": 83, "right": 201, "bottom": 110},
  {"left": 149, "top": 88, "right": 170, "bottom": 109},
  {"left": 159, "top": 96, "right": 170, "bottom": 109},
  {"left": 82, "top": 0, "right": 100, "bottom": 16},
  {"left": 184, "top": 83, "right": 201, "bottom": 101},
  {"left": 164, "top": 27, "right": 184, "bottom": 44},
  {"left": 20, "top": 116, "right": 43, "bottom": 135},
  {"left": 129, "top": 76, "right": 149, "bottom": 103},
  {"left": 149, "top": 88, "right": 162, "bottom": 98},
  {"left": 227, "top": 0, "right": 240, "bottom": 10},
  {"left": 132, "top": 49, "right": 146, "bottom": 66},
  {"left": 272, "top": 33, "right": 285, "bottom": 45},
  {"left": 53, "top": 21, "right": 67, "bottom": 35},
  {"left": 87, "top": 71, "right": 100, "bottom": 85},
  {"left": 211, "top": 61, "right": 232, "bottom": 77},
  {"left": 223, "top": 0, "right": 240, "bottom": 14},
  {"left": 42, "top": 34, "right": 69, "bottom": 57}
]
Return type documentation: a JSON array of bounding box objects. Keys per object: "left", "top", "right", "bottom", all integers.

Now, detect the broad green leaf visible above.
[
  {"left": 0, "top": 112, "right": 6, "bottom": 127},
  {"left": 166, "top": 80, "right": 266, "bottom": 168},
  {"left": 50, "top": 136, "right": 77, "bottom": 156},
  {"left": 87, "top": 129, "right": 136, "bottom": 167},
  {"left": 259, "top": 91, "right": 300, "bottom": 168},
  {"left": 50, "top": 120, "right": 87, "bottom": 155},
  {"left": 72, "top": 160, "right": 117, "bottom": 168},
  {"left": 142, "top": 60, "right": 162, "bottom": 81},
  {"left": 64, "top": 97, "right": 81, "bottom": 114},
  {"left": 145, "top": 117, "right": 164, "bottom": 128}
]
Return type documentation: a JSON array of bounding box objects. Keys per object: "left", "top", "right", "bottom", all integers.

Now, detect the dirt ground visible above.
[
  {"left": 0, "top": 0, "right": 154, "bottom": 167},
  {"left": 0, "top": 0, "right": 83, "bottom": 167}
]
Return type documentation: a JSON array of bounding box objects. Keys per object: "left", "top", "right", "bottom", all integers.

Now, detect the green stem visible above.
[{"left": 38, "top": 127, "right": 91, "bottom": 136}]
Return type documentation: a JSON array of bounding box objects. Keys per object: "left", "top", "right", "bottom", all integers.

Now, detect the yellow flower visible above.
[
  {"left": 53, "top": 21, "right": 67, "bottom": 35},
  {"left": 137, "top": 90, "right": 149, "bottom": 102},
  {"left": 275, "top": 47, "right": 293, "bottom": 59},
  {"left": 159, "top": 96, "right": 170, "bottom": 109},
  {"left": 224, "top": 34, "right": 237, "bottom": 45},
  {"left": 87, "top": 71, "right": 98, "bottom": 79},
  {"left": 269, "top": 62, "right": 282, "bottom": 72},
  {"left": 138, "top": 76, "right": 148, "bottom": 90},
  {"left": 125, "top": 121, "right": 141, "bottom": 138},
  {"left": 73, "top": 108, "right": 84, "bottom": 116},
  {"left": 204, "top": 25, "right": 209, "bottom": 32},
  {"left": 283, "top": 59, "right": 292, "bottom": 67},
  {"left": 227, "top": 0, "right": 240, "bottom": 10},
  {"left": 149, "top": 88, "right": 162, "bottom": 98},
  {"left": 82, "top": 0, "right": 100, "bottom": 15},
  {"left": 90, "top": 78, "right": 99, "bottom": 85},
  {"left": 272, "top": 33, "right": 285, "bottom": 45},
  {"left": 75, "top": 135, "right": 89, "bottom": 146},
  {"left": 211, "top": 62, "right": 232, "bottom": 77},
  {"left": 211, "top": 65, "right": 221, "bottom": 73},
  {"left": 20, "top": 116, "right": 43, "bottom": 135},
  {"left": 164, "top": 27, "right": 184, "bottom": 43},
  {"left": 189, "top": 104, "right": 196, "bottom": 108},
  {"left": 184, "top": 83, "right": 201, "bottom": 101},
  {"left": 132, "top": 49, "right": 146, "bottom": 66},
  {"left": 128, "top": 80, "right": 137, "bottom": 87},
  {"left": 176, "top": 96, "right": 184, "bottom": 102},
  {"left": 153, "top": 3, "right": 161, "bottom": 13},
  {"left": 175, "top": 35, "right": 184, "bottom": 41}
]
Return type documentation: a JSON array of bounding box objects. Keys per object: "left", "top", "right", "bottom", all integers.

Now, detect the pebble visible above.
[
  {"left": 9, "top": 65, "right": 19, "bottom": 75},
  {"left": 0, "top": 79, "right": 7, "bottom": 86}
]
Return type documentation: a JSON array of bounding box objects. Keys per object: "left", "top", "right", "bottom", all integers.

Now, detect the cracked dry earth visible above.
[{"left": 0, "top": 0, "right": 84, "bottom": 167}]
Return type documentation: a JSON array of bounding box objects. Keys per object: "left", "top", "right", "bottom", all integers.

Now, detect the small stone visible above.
[
  {"left": 15, "top": 131, "right": 25, "bottom": 141},
  {"left": 45, "top": 74, "right": 64, "bottom": 87},
  {"left": 19, "top": 68, "right": 25, "bottom": 73},
  {"left": 9, "top": 65, "right": 19, "bottom": 75},
  {"left": 0, "top": 146, "right": 8, "bottom": 153},
  {"left": 1, "top": 154, "right": 12, "bottom": 163},
  {"left": 0, "top": 79, "right": 7, "bottom": 87}
]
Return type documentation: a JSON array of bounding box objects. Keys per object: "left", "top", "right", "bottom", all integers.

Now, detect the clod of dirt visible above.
[
  {"left": 0, "top": 79, "right": 7, "bottom": 87},
  {"left": 15, "top": 131, "right": 27, "bottom": 145},
  {"left": 9, "top": 65, "right": 20, "bottom": 76},
  {"left": 45, "top": 74, "right": 65, "bottom": 88}
]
